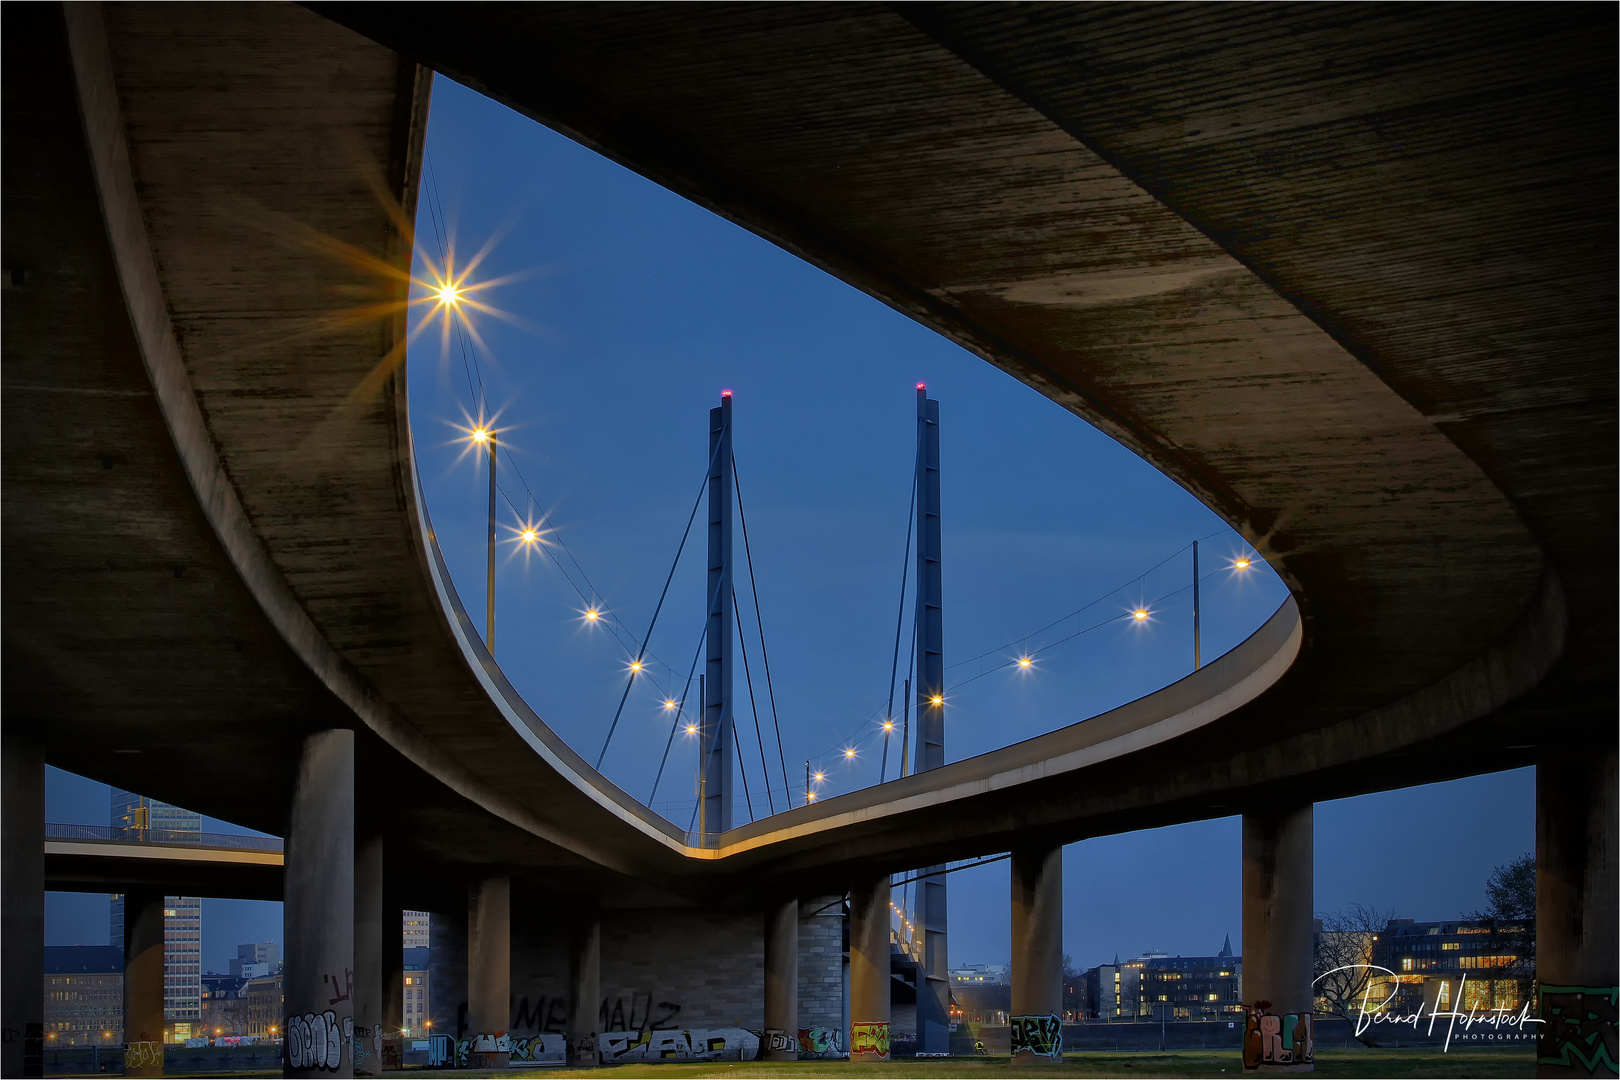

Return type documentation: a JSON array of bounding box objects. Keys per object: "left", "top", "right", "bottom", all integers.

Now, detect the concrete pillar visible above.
[
  {"left": 285, "top": 729, "right": 355, "bottom": 1078},
  {"left": 2, "top": 727, "right": 44, "bottom": 1078},
  {"left": 1536, "top": 740, "right": 1618, "bottom": 1080},
  {"left": 467, "top": 876, "right": 510, "bottom": 1069},
  {"left": 427, "top": 910, "right": 466, "bottom": 1038},
  {"left": 763, "top": 897, "right": 799, "bottom": 1060},
  {"left": 381, "top": 893, "right": 403, "bottom": 1066},
  {"left": 566, "top": 908, "right": 600, "bottom": 1067},
  {"left": 352, "top": 829, "right": 383, "bottom": 1075},
  {"left": 1011, "top": 845, "right": 1064, "bottom": 1064},
  {"left": 849, "top": 876, "right": 892, "bottom": 1062},
  {"left": 1242, "top": 803, "right": 1314, "bottom": 1073},
  {"left": 121, "top": 889, "right": 165, "bottom": 1077}
]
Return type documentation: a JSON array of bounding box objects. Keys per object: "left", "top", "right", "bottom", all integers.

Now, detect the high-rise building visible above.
[
  {"left": 403, "top": 911, "right": 430, "bottom": 949},
  {"left": 108, "top": 791, "right": 203, "bottom": 1039}
]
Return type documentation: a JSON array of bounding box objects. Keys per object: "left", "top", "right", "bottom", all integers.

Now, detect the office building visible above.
[
  {"left": 229, "top": 942, "right": 281, "bottom": 978},
  {"left": 1082, "top": 938, "right": 1242, "bottom": 1020},
  {"left": 403, "top": 911, "right": 430, "bottom": 948},
  {"left": 402, "top": 947, "right": 431, "bottom": 1036},
  {"left": 1370, "top": 919, "right": 1528, "bottom": 1014},
  {"left": 44, "top": 946, "right": 124, "bottom": 1048}
]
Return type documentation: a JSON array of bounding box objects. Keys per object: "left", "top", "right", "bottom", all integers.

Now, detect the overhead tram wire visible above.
[
  {"left": 794, "top": 528, "right": 1266, "bottom": 787},
  {"left": 732, "top": 463, "right": 792, "bottom": 803},
  {"left": 594, "top": 431, "right": 726, "bottom": 769}
]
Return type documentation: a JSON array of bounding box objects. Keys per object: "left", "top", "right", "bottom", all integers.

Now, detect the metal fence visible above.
[{"left": 45, "top": 823, "right": 283, "bottom": 852}]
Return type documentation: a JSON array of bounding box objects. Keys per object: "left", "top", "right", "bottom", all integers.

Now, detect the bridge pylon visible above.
[{"left": 700, "top": 392, "right": 735, "bottom": 839}]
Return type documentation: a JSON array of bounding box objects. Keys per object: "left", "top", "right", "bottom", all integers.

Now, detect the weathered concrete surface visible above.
[
  {"left": 2, "top": 1, "right": 1613, "bottom": 910},
  {"left": 848, "top": 876, "right": 892, "bottom": 1061},
  {"left": 285, "top": 729, "right": 355, "bottom": 1078},
  {"left": 353, "top": 828, "right": 384, "bottom": 1076},
  {"left": 121, "top": 889, "right": 165, "bottom": 1079},
  {"left": 2, "top": 727, "right": 44, "bottom": 1078},
  {"left": 1243, "top": 805, "right": 1315, "bottom": 1023},
  {"left": 763, "top": 897, "right": 799, "bottom": 1060},
  {"left": 1010, "top": 845, "right": 1063, "bottom": 1065},
  {"left": 467, "top": 875, "right": 511, "bottom": 1068}
]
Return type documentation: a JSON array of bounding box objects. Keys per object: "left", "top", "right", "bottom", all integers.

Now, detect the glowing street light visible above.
[
  {"left": 1133, "top": 608, "right": 1149, "bottom": 621},
  {"left": 813, "top": 771, "right": 825, "bottom": 783},
  {"left": 882, "top": 720, "right": 894, "bottom": 731},
  {"left": 519, "top": 528, "right": 539, "bottom": 545},
  {"left": 1017, "top": 657, "right": 1033, "bottom": 668},
  {"left": 930, "top": 695, "right": 943, "bottom": 706},
  {"left": 1234, "top": 556, "right": 1252, "bottom": 570},
  {"left": 436, "top": 282, "right": 464, "bottom": 306},
  {"left": 629, "top": 660, "right": 642, "bottom": 673},
  {"left": 685, "top": 724, "right": 697, "bottom": 735},
  {"left": 844, "top": 748, "right": 856, "bottom": 759},
  {"left": 663, "top": 699, "right": 678, "bottom": 710},
  {"left": 584, "top": 609, "right": 600, "bottom": 622}
]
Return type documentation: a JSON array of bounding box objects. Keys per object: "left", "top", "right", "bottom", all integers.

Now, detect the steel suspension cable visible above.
[
  {"left": 881, "top": 446, "right": 920, "bottom": 783},
  {"left": 595, "top": 431, "right": 726, "bottom": 769},
  {"left": 732, "top": 464, "right": 792, "bottom": 805},
  {"left": 734, "top": 591, "right": 776, "bottom": 814}
]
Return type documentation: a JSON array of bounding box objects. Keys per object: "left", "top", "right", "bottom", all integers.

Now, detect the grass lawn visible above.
[{"left": 480, "top": 1046, "right": 1533, "bottom": 1079}]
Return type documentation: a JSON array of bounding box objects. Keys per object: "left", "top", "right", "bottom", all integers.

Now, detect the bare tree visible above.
[
  {"left": 1466, "top": 853, "right": 1536, "bottom": 1011},
  {"left": 1314, "top": 903, "right": 1396, "bottom": 1046}
]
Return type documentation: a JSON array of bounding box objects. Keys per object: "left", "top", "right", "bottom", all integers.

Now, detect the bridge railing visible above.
[{"left": 45, "top": 823, "right": 283, "bottom": 852}]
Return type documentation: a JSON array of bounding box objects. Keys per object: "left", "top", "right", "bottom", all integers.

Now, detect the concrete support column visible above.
[
  {"left": 1, "top": 726, "right": 44, "bottom": 1078},
  {"left": 285, "top": 729, "right": 356, "bottom": 1078},
  {"left": 352, "top": 829, "right": 383, "bottom": 1075},
  {"left": 566, "top": 907, "right": 600, "bottom": 1067},
  {"left": 428, "top": 911, "right": 466, "bottom": 1038},
  {"left": 1011, "top": 845, "right": 1064, "bottom": 1064},
  {"left": 763, "top": 897, "right": 799, "bottom": 1060},
  {"left": 121, "top": 889, "right": 165, "bottom": 1077},
  {"left": 1242, "top": 803, "right": 1314, "bottom": 1073},
  {"left": 380, "top": 893, "right": 403, "bottom": 1066},
  {"left": 1536, "top": 740, "right": 1618, "bottom": 1079},
  {"left": 849, "top": 876, "right": 892, "bottom": 1062},
  {"left": 467, "top": 876, "right": 511, "bottom": 1069}
]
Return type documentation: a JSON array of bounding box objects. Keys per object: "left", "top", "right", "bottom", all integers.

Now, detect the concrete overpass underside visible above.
[{"left": 4, "top": 1, "right": 1613, "bottom": 899}]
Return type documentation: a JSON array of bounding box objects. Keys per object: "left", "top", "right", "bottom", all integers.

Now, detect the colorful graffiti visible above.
[
  {"left": 508, "top": 1033, "right": 566, "bottom": 1063},
  {"left": 285, "top": 1010, "right": 348, "bottom": 1072},
  {"left": 1538, "top": 986, "right": 1619, "bottom": 1076},
  {"left": 851, "top": 1021, "right": 891, "bottom": 1058},
  {"left": 123, "top": 1041, "right": 163, "bottom": 1071},
  {"left": 798, "top": 1026, "right": 845, "bottom": 1057},
  {"left": 1242, "top": 1006, "right": 1312, "bottom": 1071},
  {"left": 763, "top": 1028, "right": 796, "bottom": 1056},
  {"left": 598, "top": 1027, "right": 760, "bottom": 1062},
  {"left": 1011, "top": 1014, "right": 1063, "bottom": 1059},
  {"left": 351, "top": 1024, "right": 377, "bottom": 1072}
]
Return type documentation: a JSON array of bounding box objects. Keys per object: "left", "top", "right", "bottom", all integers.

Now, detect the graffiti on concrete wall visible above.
[
  {"left": 1010, "top": 1014, "right": 1063, "bottom": 1059},
  {"left": 508, "top": 1034, "right": 566, "bottom": 1063},
  {"left": 1242, "top": 1005, "right": 1312, "bottom": 1070},
  {"left": 797, "top": 1027, "right": 844, "bottom": 1057},
  {"left": 1538, "top": 986, "right": 1619, "bottom": 1076},
  {"left": 851, "top": 1021, "right": 890, "bottom": 1058},
  {"left": 598, "top": 1028, "right": 761, "bottom": 1062},
  {"left": 470, "top": 1031, "right": 511, "bottom": 1055},
  {"left": 508, "top": 994, "right": 686, "bottom": 1036},
  {"left": 123, "top": 1041, "right": 163, "bottom": 1071},
  {"left": 351, "top": 1024, "right": 377, "bottom": 1072},
  {"left": 762, "top": 1029, "right": 795, "bottom": 1056},
  {"left": 285, "top": 1010, "right": 348, "bottom": 1072}
]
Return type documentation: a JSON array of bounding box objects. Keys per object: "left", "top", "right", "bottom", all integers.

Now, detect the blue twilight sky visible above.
[{"left": 43, "top": 76, "right": 1534, "bottom": 975}]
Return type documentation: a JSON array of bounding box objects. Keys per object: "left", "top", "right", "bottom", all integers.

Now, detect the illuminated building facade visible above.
[
  {"left": 1370, "top": 919, "right": 1528, "bottom": 1013},
  {"left": 44, "top": 946, "right": 124, "bottom": 1048},
  {"left": 1082, "top": 939, "right": 1242, "bottom": 1020},
  {"left": 402, "top": 948, "right": 431, "bottom": 1036},
  {"left": 403, "top": 910, "right": 430, "bottom": 949}
]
